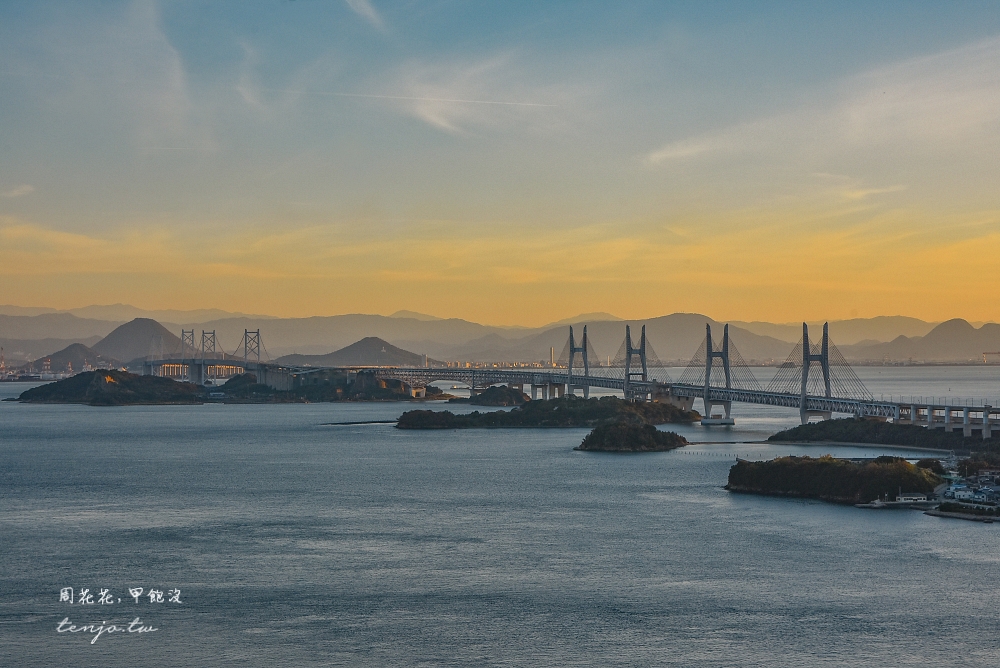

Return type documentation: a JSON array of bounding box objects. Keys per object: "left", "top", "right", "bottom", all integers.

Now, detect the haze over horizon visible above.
[{"left": 4, "top": 2, "right": 1000, "bottom": 325}]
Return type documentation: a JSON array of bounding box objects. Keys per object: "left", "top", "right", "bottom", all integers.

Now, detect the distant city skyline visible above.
[{"left": 4, "top": 2, "right": 1000, "bottom": 326}]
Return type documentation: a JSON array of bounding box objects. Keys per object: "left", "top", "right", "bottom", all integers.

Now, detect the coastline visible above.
[
  {"left": 924, "top": 509, "right": 997, "bottom": 523},
  {"left": 746, "top": 439, "right": 955, "bottom": 455}
]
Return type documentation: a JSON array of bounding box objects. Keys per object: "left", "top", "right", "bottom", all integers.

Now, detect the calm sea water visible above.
[{"left": 2, "top": 367, "right": 1000, "bottom": 666}]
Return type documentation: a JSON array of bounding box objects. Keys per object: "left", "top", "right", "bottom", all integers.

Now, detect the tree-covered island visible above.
[
  {"left": 726, "top": 455, "right": 941, "bottom": 505},
  {"left": 575, "top": 422, "right": 688, "bottom": 453},
  {"left": 396, "top": 395, "right": 700, "bottom": 429}
]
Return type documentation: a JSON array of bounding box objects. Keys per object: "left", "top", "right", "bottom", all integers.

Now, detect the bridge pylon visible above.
[
  {"left": 194, "top": 330, "right": 217, "bottom": 384},
  {"left": 566, "top": 325, "right": 590, "bottom": 398},
  {"left": 800, "top": 322, "right": 832, "bottom": 424},
  {"left": 242, "top": 329, "right": 261, "bottom": 363},
  {"left": 623, "top": 325, "right": 648, "bottom": 400},
  {"left": 180, "top": 330, "right": 195, "bottom": 381},
  {"left": 702, "top": 324, "right": 734, "bottom": 425}
]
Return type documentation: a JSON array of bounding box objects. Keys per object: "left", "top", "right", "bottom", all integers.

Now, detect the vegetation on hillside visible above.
[
  {"left": 575, "top": 422, "right": 688, "bottom": 453},
  {"left": 448, "top": 385, "right": 529, "bottom": 406},
  {"left": 726, "top": 455, "right": 941, "bottom": 504},
  {"left": 396, "top": 395, "right": 700, "bottom": 429},
  {"left": 17, "top": 370, "right": 204, "bottom": 406},
  {"left": 14, "top": 370, "right": 443, "bottom": 406}
]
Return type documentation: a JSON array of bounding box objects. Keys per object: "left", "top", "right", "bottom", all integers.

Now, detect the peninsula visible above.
[
  {"left": 12, "top": 370, "right": 445, "bottom": 405},
  {"left": 16, "top": 370, "right": 205, "bottom": 406},
  {"left": 396, "top": 396, "right": 700, "bottom": 429},
  {"left": 768, "top": 417, "right": 999, "bottom": 450}
]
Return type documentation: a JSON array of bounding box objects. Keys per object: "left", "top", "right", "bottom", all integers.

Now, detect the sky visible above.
[{"left": 3, "top": 1, "right": 1000, "bottom": 326}]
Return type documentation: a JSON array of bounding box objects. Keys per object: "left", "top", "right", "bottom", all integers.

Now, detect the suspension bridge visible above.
[{"left": 141, "top": 323, "right": 1000, "bottom": 439}]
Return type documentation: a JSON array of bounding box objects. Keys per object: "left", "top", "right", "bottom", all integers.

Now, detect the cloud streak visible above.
[
  {"left": 344, "top": 0, "right": 385, "bottom": 31},
  {"left": 648, "top": 36, "right": 1000, "bottom": 165},
  {"left": 1, "top": 185, "right": 34, "bottom": 198}
]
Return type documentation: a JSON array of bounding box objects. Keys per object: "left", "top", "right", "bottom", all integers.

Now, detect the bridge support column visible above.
[
  {"left": 531, "top": 384, "right": 547, "bottom": 400},
  {"left": 909, "top": 404, "right": 918, "bottom": 425},
  {"left": 983, "top": 406, "right": 992, "bottom": 440},
  {"left": 653, "top": 385, "right": 695, "bottom": 411},
  {"left": 964, "top": 408, "right": 972, "bottom": 437},
  {"left": 701, "top": 399, "right": 734, "bottom": 425},
  {"left": 944, "top": 407, "right": 953, "bottom": 432},
  {"left": 189, "top": 361, "right": 204, "bottom": 385}
]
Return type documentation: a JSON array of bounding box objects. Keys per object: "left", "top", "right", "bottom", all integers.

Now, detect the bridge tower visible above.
[
  {"left": 242, "top": 329, "right": 261, "bottom": 363},
  {"left": 200, "top": 330, "right": 217, "bottom": 384},
  {"left": 800, "top": 322, "right": 832, "bottom": 424},
  {"left": 622, "top": 325, "right": 648, "bottom": 400},
  {"left": 702, "top": 324, "right": 734, "bottom": 425},
  {"left": 566, "top": 325, "right": 590, "bottom": 398},
  {"left": 180, "top": 330, "right": 195, "bottom": 381},
  {"left": 201, "top": 330, "right": 216, "bottom": 358}
]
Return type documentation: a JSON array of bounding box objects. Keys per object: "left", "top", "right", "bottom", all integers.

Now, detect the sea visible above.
[{"left": 2, "top": 366, "right": 999, "bottom": 667}]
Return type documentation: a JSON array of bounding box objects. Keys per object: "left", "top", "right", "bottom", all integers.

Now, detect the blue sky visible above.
[{"left": 3, "top": 1, "right": 1000, "bottom": 324}]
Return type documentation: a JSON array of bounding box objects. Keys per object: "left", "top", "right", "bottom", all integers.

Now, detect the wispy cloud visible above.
[
  {"left": 648, "top": 36, "right": 1000, "bottom": 165},
  {"left": 376, "top": 55, "right": 570, "bottom": 134},
  {"left": 344, "top": 0, "right": 385, "bottom": 31},
  {"left": 1, "top": 185, "right": 34, "bottom": 198}
]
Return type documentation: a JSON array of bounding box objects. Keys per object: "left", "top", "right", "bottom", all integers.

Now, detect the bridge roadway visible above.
[
  {"left": 142, "top": 359, "right": 997, "bottom": 437},
  {"left": 373, "top": 367, "right": 901, "bottom": 420}
]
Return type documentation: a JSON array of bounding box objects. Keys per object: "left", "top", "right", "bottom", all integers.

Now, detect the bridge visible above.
[{"left": 140, "top": 323, "right": 1000, "bottom": 439}]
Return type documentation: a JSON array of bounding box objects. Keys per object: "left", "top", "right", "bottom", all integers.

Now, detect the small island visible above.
[
  {"left": 396, "top": 395, "right": 700, "bottom": 429},
  {"left": 726, "top": 455, "right": 941, "bottom": 505},
  {"left": 575, "top": 422, "right": 688, "bottom": 453},
  {"left": 447, "top": 385, "right": 529, "bottom": 406}
]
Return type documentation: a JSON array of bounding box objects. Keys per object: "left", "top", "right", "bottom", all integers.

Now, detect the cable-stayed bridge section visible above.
[{"left": 141, "top": 322, "right": 1000, "bottom": 438}]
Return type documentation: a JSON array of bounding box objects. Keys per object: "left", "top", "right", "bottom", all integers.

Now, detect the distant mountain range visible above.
[
  {"left": 0, "top": 303, "right": 276, "bottom": 324},
  {"left": 2, "top": 306, "right": 999, "bottom": 365}
]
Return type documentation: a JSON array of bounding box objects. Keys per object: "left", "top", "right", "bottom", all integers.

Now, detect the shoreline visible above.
[
  {"left": 924, "top": 509, "right": 997, "bottom": 523},
  {"left": 760, "top": 440, "right": 954, "bottom": 455}
]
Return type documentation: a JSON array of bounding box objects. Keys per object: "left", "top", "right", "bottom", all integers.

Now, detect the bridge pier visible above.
[
  {"left": 652, "top": 385, "right": 695, "bottom": 411},
  {"left": 964, "top": 408, "right": 972, "bottom": 437},
  {"left": 701, "top": 399, "right": 734, "bottom": 425},
  {"left": 530, "top": 383, "right": 566, "bottom": 400}
]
